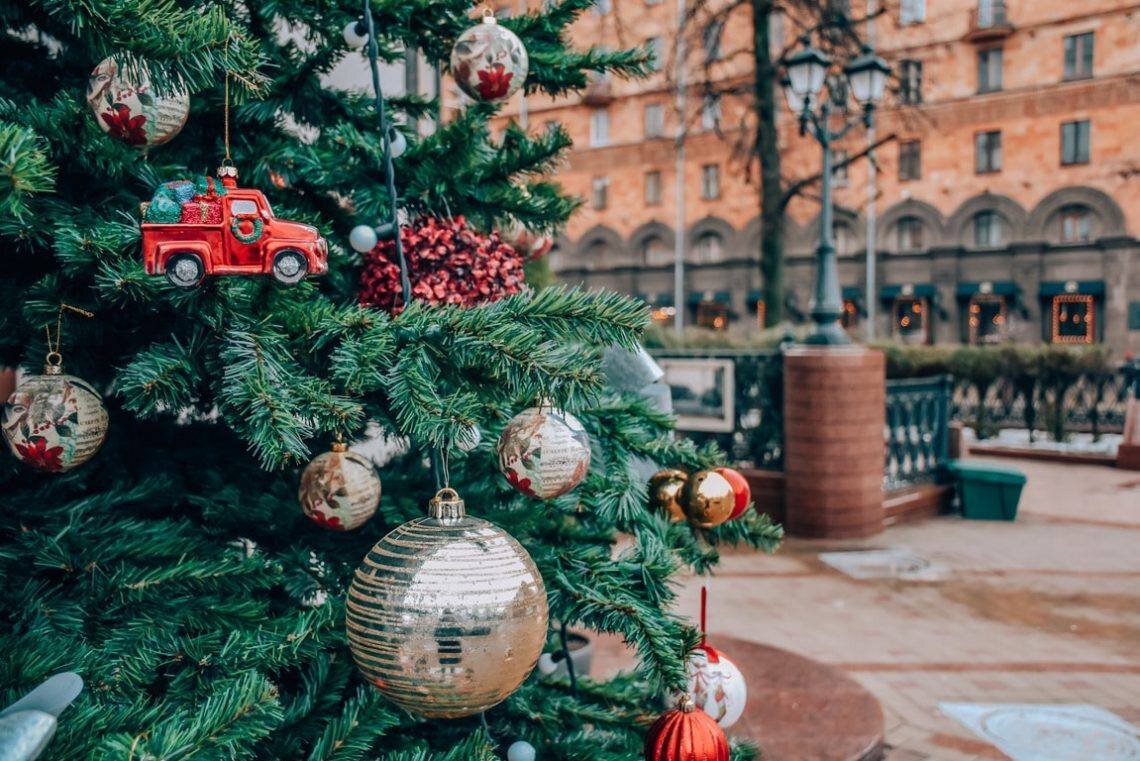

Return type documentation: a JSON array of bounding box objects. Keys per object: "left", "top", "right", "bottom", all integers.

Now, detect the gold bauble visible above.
[
  {"left": 680, "top": 470, "right": 735, "bottom": 528},
  {"left": 2, "top": 364, "right": 108, "bottom": 472},
  {"left": 346, "top": 488, "right": 548, "bottom": 718},
  {"left": 298, "top": 442, "right": 381, "bottom": 531},
  {"left": 648, "top": 468, "right": 688, "bottom": 522}
]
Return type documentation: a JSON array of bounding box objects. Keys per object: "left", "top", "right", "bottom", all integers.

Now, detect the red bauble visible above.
[
  {"left": 644, "top": 697, "right": 730, "bottom": 761},
  {"left": 714, "top": 467, "right": 751, "bottom": 520},
  {"left": 358, "top": 215, "right": 526, "bottom": 313}
]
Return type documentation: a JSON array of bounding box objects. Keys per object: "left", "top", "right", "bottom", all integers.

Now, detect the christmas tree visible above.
[{"left": 0, "top": 1, "right": 781, "bottom": 758}]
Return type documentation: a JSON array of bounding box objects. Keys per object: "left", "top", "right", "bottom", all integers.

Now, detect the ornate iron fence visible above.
[
  {"left": 951, "top": 365, "right": 1134, "bottom": 439},
  {"left": 648, "top": 349, "right": 784, "bottom": 469},
  {"left": 884, "top": 375, "right": 953, "bottom": 491}
]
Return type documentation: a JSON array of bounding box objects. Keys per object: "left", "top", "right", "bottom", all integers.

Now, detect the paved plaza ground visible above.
[{"left": 598, "top": 456, "right": 1140, "bottom": 759}]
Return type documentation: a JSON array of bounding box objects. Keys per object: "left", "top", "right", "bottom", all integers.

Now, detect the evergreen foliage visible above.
[{"left": 0, "top": 0, "right": 780, "bottom": 758}]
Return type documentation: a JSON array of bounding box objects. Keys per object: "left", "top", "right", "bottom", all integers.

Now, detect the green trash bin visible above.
[{"left": 944, "top": 461, "right": 1026, "bottom": 521}]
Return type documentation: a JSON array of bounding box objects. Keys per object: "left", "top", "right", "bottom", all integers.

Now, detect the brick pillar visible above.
[{"left": 783, "top": 346, "right": 885, "bottom": 538}]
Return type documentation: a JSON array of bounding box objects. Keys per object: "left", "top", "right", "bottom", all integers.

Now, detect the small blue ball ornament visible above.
[
  {"left": 349, "top": 224, "right": 379, "bottom": 254},
  {"left": 507, "top": 740, "right": 536, "bottom": 761}
]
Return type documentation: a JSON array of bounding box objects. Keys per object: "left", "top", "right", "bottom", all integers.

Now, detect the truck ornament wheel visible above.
[
  {"left": 165, "top": 253, "right": 205, "bottom": 288},
  {"left": 272, "top": 250, "right": 308, "bottom": 285}
]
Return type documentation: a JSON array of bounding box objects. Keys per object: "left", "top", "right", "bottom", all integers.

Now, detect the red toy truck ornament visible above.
[{"left": 141, "top": 167, "right": 328, "bottom": 288}]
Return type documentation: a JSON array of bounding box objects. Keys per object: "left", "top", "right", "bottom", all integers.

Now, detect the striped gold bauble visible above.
[
  {"left": 298, "top": 442, "right": 380, "bottom": 531},
  {"left": 345, "top": 487, "right": 548, "bottom": 718}
]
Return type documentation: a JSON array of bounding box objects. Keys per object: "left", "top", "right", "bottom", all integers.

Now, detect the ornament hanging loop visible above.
[
  {"left": 43, "top": 303, "right": 93, "bottom": 373},
  {"left": 481, "top": 4, "right": 495, "bottom": 21}
]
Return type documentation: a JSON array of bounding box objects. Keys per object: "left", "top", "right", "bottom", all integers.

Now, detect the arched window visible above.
[
  {"left": 1058, "top": 204, "right": 1093, "bottom": 243},
  {"left": 972, "top": 211, "right": 1006, "bottom": 248},
  {"left": 894, "top": 216, "right": 924, "bottom": 252},
  {"left": 642, "top": 235, "right": 672, "bottom": 266},
  {"left": 585, "top": 239, "right": 611, "bottom": 268},
  {"left": 693, "top": 232, "right": 724, "bottom": 263}
]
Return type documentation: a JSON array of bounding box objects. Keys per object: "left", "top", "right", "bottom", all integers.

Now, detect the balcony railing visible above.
[{"left": 966, "top": 0, "right": 1013, "bottom": 42}]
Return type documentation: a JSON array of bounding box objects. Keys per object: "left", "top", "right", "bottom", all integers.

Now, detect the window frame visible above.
[
  {"left": 895, "top": 216, "right": 924, "bottom": 252},
  {"left": 972, "top": 210, "right": 1005, "bottom": 248},
  {"left": 899, "top": 59, "right": 923, "bottom": 104},
  {"left": 899, "top": 139, "right": 921, "bottom": 181},
  {"left": 590, "top": 176, "right": 610, "bottom": 210},
  {"left": 589, "top": 109, "right": 610, "bottom": 147},
  {"left": 643, "top": 103, "right": 665, "bottom": 139},
  {"left": 899, "top": 0, "right": 926, "bottom": 24},
  {"left": 975, "top": 130, "right": 1002, "bottom": 174},
  {"left": 977, "top": 47, "right": 1004, "bottom": 94},
  {"left": 1063, "top": 31, "right": 1094, "bottom": 81},
  {"left": 700, "top": 163, "right": 721, "bottom": 200},
  {"left": 644, "top": 170, "right": 663, "bottom": 206},
  {"left": 1059, "top": 205, "right": 1093, "bottom": 243}
]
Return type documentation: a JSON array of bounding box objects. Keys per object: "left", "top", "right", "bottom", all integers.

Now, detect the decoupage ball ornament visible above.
[
  {"left": 87, "top": 57, "right": 189, "bottom": 148},
  {"left": 450, "top": 11, "right": 529, "bottom": 103},
  {"left": 648, "top": 468, "right": 688, "bottom": 522},
  {"left": 497, "top": 404, "right": 591, "bottom": 499},
  {"left": 714, "top": 466, "right": 751, "bottom": 520},
  {"left": 2, "top": 361, "right": 108, "bottom": 473},
  {"left": 507, "top": 740, "right": 537, "bottom": 761},
  {"left": 346, "top": 488, "right": 548, "bottom": 718},
  {"left": 644, "top": 695, "right": 730, "bottom": 761},
  {"left": 685, "top": 643, "right": 748, "bottom": 728},
  {"left": 679, "top": 470, "right": 735, "bottom": 528},
  {"left": 298, "top": 441, "right": 381, "bottom": 531}
]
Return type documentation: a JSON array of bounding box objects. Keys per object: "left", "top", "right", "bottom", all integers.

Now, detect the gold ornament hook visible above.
[
  {"left": 43, "top": 303, "right": 93, "bottom": 373},
  {"left": 480, "top": 4, "right": 495, "bottom": 22}
]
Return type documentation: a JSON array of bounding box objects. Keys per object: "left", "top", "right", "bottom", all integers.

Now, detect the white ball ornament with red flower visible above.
[
  {"left": 2, "top": 362, "right": 108, "bottom": 473},
  {"left": 450, "top": 11, "right": 529, "bottom": 103},
  {"left": 497, "top": 404, "right": 590, "bottom": 499},
  {"left": 87, "top": 57, "right": 189, "bottom": 148},
  {"left": 298, "top": 441, "right": 381, "bottom": 531},
  {"left": 685, "top": 642, "right": 748, "bottom": 728}
]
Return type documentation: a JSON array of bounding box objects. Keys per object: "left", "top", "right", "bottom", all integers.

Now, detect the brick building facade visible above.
[{"left": 450, "top": 0, "right": 1140, "bottom": 353}]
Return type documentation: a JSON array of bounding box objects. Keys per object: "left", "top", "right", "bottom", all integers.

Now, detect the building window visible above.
[
  {"left": 700, "top": 94, "right": 721, "bottom": 131},
  {"left": 899, "top": 140, "right": 921, "bottom": 181},
  {"left": 1051, "top": 294, "right": 1095, "bottom": 344},
  {"left": 700, "top": 164, "right": 720, "bottom": 200},
  {"left": 769, "top": 10, "right": 784, "bottom": 57},
  {"left": 644, "top": 103, "right": 665, "bottom": 138},
  {"left": 585, "top": 240, "right": 609, "bottom": 268},
  {"left": 896, "top": 216, "right": 924, "bottom": 252},
  {"left": 972, "top": 210, "right": 1005, "bottom": 247},
  {"left": 977, "top": 48, "right": 1003, "bottom": 93},
  {"left": 968, "top": 295, "right": 1006, "bottom": 344},
  {"left": 694, "top": 231, "right": 723, "bottom": 262},
  {"left": 589, "top": 109, "right": 610, "bottom": 147},
  {"left": 1063, "top": 32, "right": 1094, "bottom": 80},
  {"left": 590, "top": 176, "right": 609, "bottom": 210},
  {"left": 703, "top": 20, "right": 724, "bottom": 62},
  {"left": 648, "top": 36, "right": 665, "bottom": 71},
  {"left": 645, "top": 170, "right": 662, "bottom": 205},
  {"left": 899, "top": 60, "right": 923, "bottom": 104},
  {"left": 832, "top": 150, "right": 849, "bottom": 186},
  {"left": 594, "top": 0, "right": 612, "bottom": 14},
  {"left": 975, "top": 130, "right": 1002, "bottom": 173},
  {"left": 1061, "top": 120, "right": 1091, "bottom": 165},
  {"left": 696, "top": 300, "right": 729, "bottom": 330},
  {"left": 543, "top": 119, "right": 559, "bottom": 134},
  {"left": 1059, "top": 205, "right": 1093, "bottom": 243},
  {"left": 646, "top": 0, "right": 662, "bottom": 5},
  {"left": 900, "top": 0, "right": 925, "bottom": 24},
  {"left": 642, "top": 235, "right": 671, "bottom": 265},
  {"left": 977, "top": 0, "right": 1006, "bottom": 28},
  {"left": 893, "top": 297, "right": 929, "bottom": 344}
]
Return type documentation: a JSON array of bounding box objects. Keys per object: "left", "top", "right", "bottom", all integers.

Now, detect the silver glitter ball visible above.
[{"left": 346, "top": 488, "right": 548, "bottom": 718}]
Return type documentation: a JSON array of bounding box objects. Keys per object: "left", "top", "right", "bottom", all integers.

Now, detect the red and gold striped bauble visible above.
[{"left": 644, "top": 695, "right": 730, "bottom": 761}]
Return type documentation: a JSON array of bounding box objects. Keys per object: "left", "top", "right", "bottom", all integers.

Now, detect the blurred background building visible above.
[{"left": 450, "top": 0, "right": 1139, "bottom": 352}]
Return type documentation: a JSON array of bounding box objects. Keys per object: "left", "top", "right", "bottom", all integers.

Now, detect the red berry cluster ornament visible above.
[{"left": 358, "top": 216, "right": 525, "bottom": 313}]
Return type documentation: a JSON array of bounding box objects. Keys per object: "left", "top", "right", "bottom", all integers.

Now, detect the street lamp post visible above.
[{"left": 782, "top": 39, "right": 890, "bottom": 345}]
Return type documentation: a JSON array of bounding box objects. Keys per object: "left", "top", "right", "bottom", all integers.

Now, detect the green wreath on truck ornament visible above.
[{"left": 230, "top": 216, "right": 264, "bottom": 244}]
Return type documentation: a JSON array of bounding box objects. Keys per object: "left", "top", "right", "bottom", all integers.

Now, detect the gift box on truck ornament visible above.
[{"left": 140, "top": 166, "right": 328, "bottom": 288}]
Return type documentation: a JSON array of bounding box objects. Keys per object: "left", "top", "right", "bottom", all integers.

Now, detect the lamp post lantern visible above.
[{"left": 782, "top": 39, "right": 889, "bottom": 345}]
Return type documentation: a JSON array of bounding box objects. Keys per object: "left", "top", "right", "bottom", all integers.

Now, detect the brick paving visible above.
[{"left": 598, "top": 456, "right": 1140, "bottom": 760}]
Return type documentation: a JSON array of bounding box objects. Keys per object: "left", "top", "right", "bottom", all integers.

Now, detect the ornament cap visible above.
[
  {"left": 677, "top": 694, "right": 697, "bottom": 713},
  {"left": 427, "top": 487, "right": 466, "bottom": 523},
  {"left": 43, "top": 351, "right": 63, "bottom": 375},
  {"left": 217, "top": 163, "right": 239, "bottom": 188},
  {"left": 330, "top": 441, "right": 348, "bottom": 453},
  {"left": 481, "top": 6, "right": 497, "bottom": 23}
]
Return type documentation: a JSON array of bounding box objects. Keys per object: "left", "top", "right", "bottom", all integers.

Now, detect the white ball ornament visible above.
[
  {"left": 507, "top": 740, "right": 537, "bottom": 761},
  {"left": 386, "top": 126, "right": 407, "bottom": 158},
  {"left": 298, "top": 442, "right": 381, "bottom": 531},
  {"left": 2, "top": 362, "right": 108, "bottom": 473},
  {"left": 87, "top": 57, "right": 189, "bottom": 148},
  {"left": 349, "top": 224, "right": 379, "bottom": 254},
  {"left": 685, "top": 643, "right": 747, "bottom": 728},
  {"left": 497, "top": 404, "right": 590, "bottom": 499},
  {"left": 450, "top": 11, "right": 529, "bottom": 103},
  {"left": 343, "top": 20, "right": 369, "bottom": 48},
  {"left": 456, "top": 422, "right": 482, "bottom": 452}
]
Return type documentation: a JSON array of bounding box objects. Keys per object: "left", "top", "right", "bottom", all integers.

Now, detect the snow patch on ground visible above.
[{"left": 964, "top": 427, "right": 1121, "bottom": 456}]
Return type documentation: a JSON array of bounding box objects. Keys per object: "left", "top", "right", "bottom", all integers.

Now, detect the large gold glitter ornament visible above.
[
  {"left": 648, "top": 468, "right": 688, "bottom": 522},
  {"left": 680, "top": 470, "right": 735, "bottom": 528},
  {"left": 298, "top": 442, "right": 381, "bottom": 531},
  {"left": 345, "top": 488, "right": 548, "bottom": 718}
]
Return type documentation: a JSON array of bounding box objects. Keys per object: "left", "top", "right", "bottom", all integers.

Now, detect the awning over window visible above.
[
  {"left": 956, "top": 281, "right": 1018, "bottom": 298},
  {"left": 1039, "top": 280, "right": 1105, "bottom": 297},
  {"left": 746, "top": 289, "right": 764, "bottom": 307},
  {"left": 841, "top": 286, "right": 864, "bottom": 301},
  {"left": 687, "top": 290, "right": 731, "bottom": 306},
  {"left": 636, "top": 292, "right": 674, "bottom": 306},
  {"left": 880, "top": 283, "right": 935, "bottom": 300}
]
